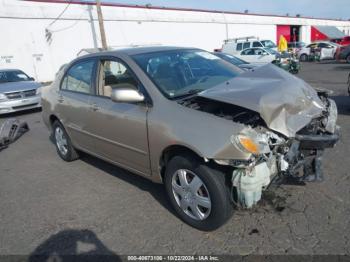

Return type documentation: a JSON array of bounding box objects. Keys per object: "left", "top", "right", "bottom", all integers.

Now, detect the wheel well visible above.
[
  {"left": 159, "top": 145, "right": 203, "bottom": 180},
  {"left": 49, "top": 115, "right": 59, "bottom": 127}
]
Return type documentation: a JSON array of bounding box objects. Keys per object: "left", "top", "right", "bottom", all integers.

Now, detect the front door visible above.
[{"left": 85, "top": 58, "right": 151, "bottom": 176}]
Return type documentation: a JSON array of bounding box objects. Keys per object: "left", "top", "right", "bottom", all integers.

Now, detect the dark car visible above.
[
  {"left": 348, "top": 72, "right": 350, "bottom": 95},
  {"left": 338, "top": 45, "right": 350, "bottom": 63},
  {"left": 212, "top": 52, "right": 259, "bottom": 70}
]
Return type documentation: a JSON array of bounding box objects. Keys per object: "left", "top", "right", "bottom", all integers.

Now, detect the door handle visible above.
[{"left": 91, "top": 103, "right": 100, "bottom": 111}]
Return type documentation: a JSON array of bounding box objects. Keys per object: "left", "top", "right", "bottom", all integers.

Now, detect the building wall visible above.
[{"left": 1, "top": 0, "right": 350, "bottom": 82}]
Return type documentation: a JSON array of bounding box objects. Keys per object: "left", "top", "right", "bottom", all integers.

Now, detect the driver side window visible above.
[{"left": 98, "top": 60, "right": 138, "bottom": 98}]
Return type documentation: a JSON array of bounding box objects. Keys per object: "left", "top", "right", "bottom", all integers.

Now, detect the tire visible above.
[
  {"left": 52, "top": 120, "right": 79, "bottom": 162},
  {"left": 164, "top": 154, "right": 233, "bottom": 231},
  {"left": 348, "top": 74, "right": 350, "bottom": 96},
  {"left": 346, "top": 55, "right": 350, "bottom": 64},
  {"left": 300, "top": 54, "right": 308, "bottom": 62}
]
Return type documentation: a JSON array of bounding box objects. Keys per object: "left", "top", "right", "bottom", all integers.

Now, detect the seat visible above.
[{"left": 153, "top": 63, "right": 182, "bottom": 91}]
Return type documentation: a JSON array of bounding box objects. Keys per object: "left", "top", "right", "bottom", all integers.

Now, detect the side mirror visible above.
[
  {"left": 29, "top": 77, "right": 35, "bottom": 81},
  {"left": 111, "top": 86, "right": 145, "bottom": 103}
]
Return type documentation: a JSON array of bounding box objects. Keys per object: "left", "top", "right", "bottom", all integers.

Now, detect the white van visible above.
[{"left": 222, "top": 36, "right": 277, "bottom": 55}]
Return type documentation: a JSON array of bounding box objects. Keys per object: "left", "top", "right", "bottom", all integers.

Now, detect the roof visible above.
[
  {"left": 77, "top": 46, "right": 198, "bottom": 60},
  {"left": 314, "top": 26, "right": 345, "bottom": 39},
  {"left": 0, "top": 69, "right": 23, "bottom": 72},
  {"left": 25, "top": 0, "right": 349, "bottom": 22}
]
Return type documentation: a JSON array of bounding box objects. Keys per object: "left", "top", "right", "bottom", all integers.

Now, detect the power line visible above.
[{"left": 47, "top": 1, "right": 71, "bottom": 28}]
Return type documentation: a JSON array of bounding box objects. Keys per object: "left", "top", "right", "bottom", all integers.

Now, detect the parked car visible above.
[
  {"left": 222, "top": 37, "right": 277, "bottom": 55},
  {"left": 42, "top": 46, "right": 339, "bottom": 230},
  {"left": 235, "top": 47, "right": 279, "bottom": 64},
  {"left": 297, "top": 42, "right": 340, "bottom": 61},
  {"left": 212, "top": 52, "right": 259, "bottom": 71},
  {"left": 337, "top": 44, "right": 350, "bottom": 63},
  {"left": 0, "top": 69, "right": 41, "bottom": 114}
]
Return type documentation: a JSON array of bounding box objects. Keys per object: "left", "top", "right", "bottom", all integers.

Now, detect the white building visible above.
[{"left": 1, "top": 0, "right": 350, "bottom": 82}]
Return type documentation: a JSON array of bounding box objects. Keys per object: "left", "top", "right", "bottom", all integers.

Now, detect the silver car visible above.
[
  {"left": 42, "top": 46, "right": 339, "bottom": 230},
  {"left": 0, "top": 69, "right": 41, "bottom": 114}
]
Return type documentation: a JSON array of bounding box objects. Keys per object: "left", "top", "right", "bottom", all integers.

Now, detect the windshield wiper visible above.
[{"left": 171, "top": 88, "right": 203, "bottom": 99}]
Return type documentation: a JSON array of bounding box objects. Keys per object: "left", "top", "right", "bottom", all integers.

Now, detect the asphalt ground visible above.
[{"left": 0, "top": 62, "right": 349, "bottom": 257}]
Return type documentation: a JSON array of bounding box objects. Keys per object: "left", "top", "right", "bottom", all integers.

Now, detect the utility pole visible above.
[{"left": 96, "top": 0, "right": 107, "bottom": 49}]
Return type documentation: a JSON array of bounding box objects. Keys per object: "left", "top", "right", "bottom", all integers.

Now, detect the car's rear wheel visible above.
[
  {"left": 52, "top": 121, "right": 79, "bottom": 161},
  {"left": 164, "top": 154, "right": 233, "bottom": 231},
  {"left": 300, "top": 54, "right": 308, "bottom": 62}
]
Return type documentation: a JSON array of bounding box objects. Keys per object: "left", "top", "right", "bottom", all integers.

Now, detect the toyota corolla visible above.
[{"left": 42, "top": 46, "right": 339, "bottom": 230}]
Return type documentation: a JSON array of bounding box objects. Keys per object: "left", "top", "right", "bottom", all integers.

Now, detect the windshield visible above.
[
  {"left": 0, "top": 70, "right": 31, "bottom": 83},
  {"left": 132, "top": 49, "right": 242, "bottom": 99},
  {"left": 214, "top": 53, "right": 248, "bottom": 65},
  {"left": 261, "top": 40, "right": 277, "bottom": 48}
]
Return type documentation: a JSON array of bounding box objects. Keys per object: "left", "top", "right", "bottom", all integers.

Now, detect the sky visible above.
[{"left": 98, "top": 0, "right": 350, "bottom": 20}]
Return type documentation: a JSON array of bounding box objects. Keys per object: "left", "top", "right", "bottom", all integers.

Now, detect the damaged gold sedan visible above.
[{"left": 42, "top": 47, "right": 339, "bottom": 230}]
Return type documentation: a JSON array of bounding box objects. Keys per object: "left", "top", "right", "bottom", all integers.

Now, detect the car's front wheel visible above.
[
  {"left": 164, "top": 154, "right": 233, "bottom": 231},
  {"left": 52, "top": 120, "right": 79, "bottom": 162},
  {"left": 346, "top": 54, "right": 350, "bottom": 64}
]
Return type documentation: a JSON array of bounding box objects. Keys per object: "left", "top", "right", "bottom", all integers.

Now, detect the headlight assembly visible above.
[
  {"left": 36, "top": 87, "right": 42, "bottom": 95},
  {"left": 236, "top": 135, "right": 259, "bottom": 154},
  {"left": 232, "top": 128, "right": 271, "bottom": 155},
  {"left": 0, "top": 93, "right": 7, "bottom": 102}
]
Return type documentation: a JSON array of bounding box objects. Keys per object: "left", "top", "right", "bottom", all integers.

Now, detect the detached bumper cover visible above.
[{"left": 296, "top": 130, "right": 340, "bottom": 150}]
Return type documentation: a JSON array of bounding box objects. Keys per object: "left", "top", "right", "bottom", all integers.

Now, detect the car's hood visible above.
[
  {"left": 198, "top": 64, "right": 325, "bottom": 137},
  {"left": 0, "top": 81, "right": 41, "bottom": 93},
  {"left": 238, "top": 63, "right": 261, "bottom": 70}
]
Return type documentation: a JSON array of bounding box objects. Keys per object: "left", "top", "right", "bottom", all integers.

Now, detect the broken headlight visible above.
[
  {"left": 324, "top": 99, "right": 337, "bottom": 133},
  {"left": 232, "top": 128, "right": 270, "bottom": 155}
]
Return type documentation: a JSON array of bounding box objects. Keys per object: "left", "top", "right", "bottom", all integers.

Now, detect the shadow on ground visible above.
[
  {"left": 80, "top": 153, "right": 177, "bottom": 217},
  {"left": 0, "top": 108, "right": 41, "bottom": 119},
  {"left": 28, "top": 229, "right": 120, "bottom": 262}
]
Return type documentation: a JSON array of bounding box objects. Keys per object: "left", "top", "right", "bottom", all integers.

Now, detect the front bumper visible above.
[
  {"left": 0, "top": 95, "right": 41, "bottom": 114},
  {"left": 296, "top": 130, "right": 340, "bottom": 150}
]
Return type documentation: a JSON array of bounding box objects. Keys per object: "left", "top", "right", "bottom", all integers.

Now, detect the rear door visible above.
[
  {"left": 56, "top": 58, "right": 97, "bottom": 152},
  {"left": 84, "top": 57, "right": 151, "bottom": 176},
  {"left": 318, "top": 43, "right": 333, "bottom": 59}
]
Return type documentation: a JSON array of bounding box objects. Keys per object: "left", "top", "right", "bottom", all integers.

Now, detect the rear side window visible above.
[
  {"left": 243, "top": 42, "right": 250, "bottom": 49},
  {"left": 252, "top": 41, "right": 263, "bottom": 47},
  {"left": 236, "top": 43, "right": 243, "bottom": 51},
  {"left": 61, "top": 60, "right": 95, "bottom": 94}
]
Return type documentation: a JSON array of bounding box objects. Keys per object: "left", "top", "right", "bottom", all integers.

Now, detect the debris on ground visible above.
[{"left": 0, "top": 119, "right": 29, "bottom": 151}]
